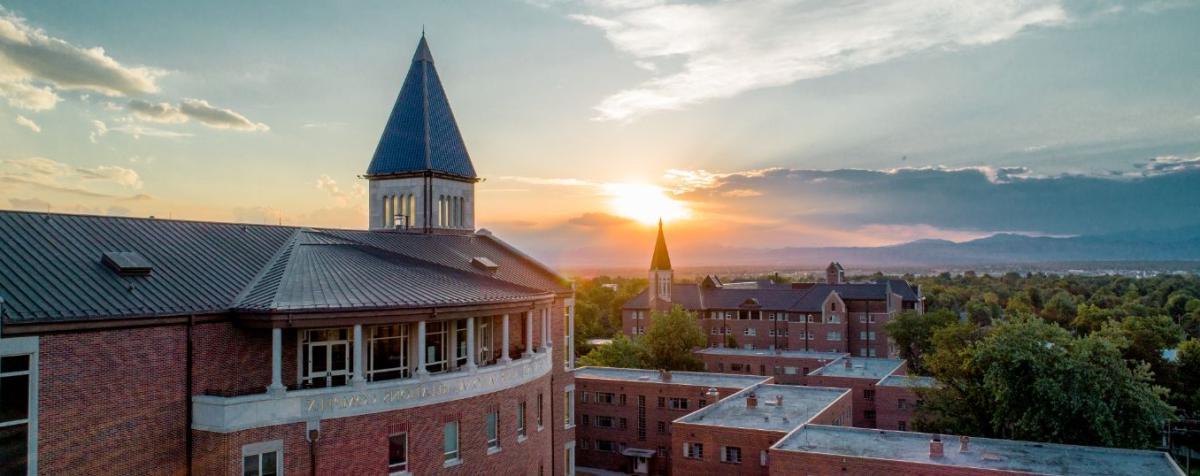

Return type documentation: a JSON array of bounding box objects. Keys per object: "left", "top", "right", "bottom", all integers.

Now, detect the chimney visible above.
[
  {"left": 959, "top": 435, "right": 970, "bottom": 453},
  {"left": 746, "top": 392, "right": 758, "bottom": 409},
  {"left": 844, "top": 358, "right": 853, "bottom": 369},
  {"left": 659, "top": 369, "right": 672, "bottom": 382},
  {"left": 775, "top": 394, "right": 784, "bottom": 406},
  {"left": 929, "top": 435, "right": 944, "bottom": 459}
]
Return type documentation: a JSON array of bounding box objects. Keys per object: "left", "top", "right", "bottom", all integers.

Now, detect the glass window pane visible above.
[
  {"left": 0, "top": 423, "right": 28, "bottom": 476},
  {"left": 389, "top": 433, "right": 408, "bottom": 469},
  {"left": 0, "top": 356, "right": 29, "bottom": 373},
  {"left": 261, "top": 452, "right": 278, "bottom": 476},
  {"left": 243, "top": 455, "right": 259, "bottom": 476},
  {"left": 444, "top": 421, "right": 458, "bottom": 458},
  {"left": 0, "top": 374, "right": 29, "bottom": 423}
]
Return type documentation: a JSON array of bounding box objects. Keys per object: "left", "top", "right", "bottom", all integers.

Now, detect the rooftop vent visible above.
[
  {"left": 471, "top": 256, "right": 499, "bottom": 271},
  {"left": 929, "top": 435, "right": 944, "bottom": 459},
  {"left": 746, "top": 392, "right": 758, "bottom": 409},
  {"left": 101, "top": 251, "right": 152, "bottom": 276}
]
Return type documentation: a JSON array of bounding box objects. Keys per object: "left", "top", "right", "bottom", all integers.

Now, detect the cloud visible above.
[
  {"left": 7, "top": 196, "right": 48, "bottom": 211},
  {"left": 1135, "top": 155, "right": 1200, "bottom": 176},
  {"left": 568, "top": 0, "right": 1070, "bottom": 120},
  {"left": 315, "top": 174, "right": 365, "bottom": 206},
  {"left": 14, "top": 114, "right": 39, "bottom": 132},
  {"left": 567, "top": 212, "right": 634, "bottom": 228},
  {"left": 89, "top": 119, "right": 192, "bottom": 141},
  {"left": 125, "top": 98, "right": 269, "bottom": 131},
  {"left": 0, "top": 8, "right": 162, "bottom": 111},
  {"left": 0, "top": 157, "right": 143, "bottom": 200}
]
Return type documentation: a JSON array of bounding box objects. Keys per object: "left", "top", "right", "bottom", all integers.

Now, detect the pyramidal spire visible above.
[
  {"left": 366, "top": 34, "right": 476, "bottom": 179},
  {"left": 650, "top": 218, "right": 672, "bottom": 270}
]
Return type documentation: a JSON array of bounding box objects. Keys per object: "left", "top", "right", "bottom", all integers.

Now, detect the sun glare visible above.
[{"left": 604, "top": 183, "right": 690, "bottom": 225}]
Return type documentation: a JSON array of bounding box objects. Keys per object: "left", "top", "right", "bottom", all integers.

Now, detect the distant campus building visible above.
[
  {"left": 579, "top": 222, "right": 1185, "bottom": 475},
  {"left": 0, "top": 36, "right": 578, "bottom": 475},
  {"left": 623, "top": 221, "right": 922, "bottom": 358}
]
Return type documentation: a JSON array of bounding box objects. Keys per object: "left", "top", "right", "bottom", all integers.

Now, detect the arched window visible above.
[
  {"left": 392, "top": 195, "right": 400, "bottom": 227},
  {"left": 408, "top": 194, "right": 416, "bottom": 227}
]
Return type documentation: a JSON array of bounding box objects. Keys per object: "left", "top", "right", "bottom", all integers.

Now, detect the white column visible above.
[
  {"left": 268, "top": 328, "right": 285, "bottom": 395},
  {"left": 541, "top": 308, "right": 551, "bottom": 351},
  {"left": 524, "top": 311, "right": 534, "bottom": 357},
  {"left": 417, "top": 320, "right": 429, "bottom": 378},
  {"left": 466, "top": 317, "right": 478, "bottom": 371},
  {"left": 352, "top": 324, "right": 365, "bottom": 387},
  {"left": 501, "top": 314, "right": 512, "bottom": 364}
]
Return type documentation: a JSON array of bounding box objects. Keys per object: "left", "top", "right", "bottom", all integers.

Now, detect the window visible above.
[
  {"left": 656, "top": 421, "right": 666, "bottom": 434},
  {"left": 831, "top": 302, "right": 838, "bottom": 311},
  {"left": 657, "top": 397, "right": 665, "bottom": 408},
  {"left": 389, "top": 433, "right": 408, "bottom": 474},
  {"left": 301, "top": 328, "right": 353, "bottom": 388},
  {"left": 668, "top": 398, "right": 689, "bottom": 410},
  {"left": 784, "top": 366, "right": 797, "bottom": 375},
  {"left": 826, "top": 331, "right": 841, "bottom": 341},
  {"left": 897, "top": 399, "right": 908, "bottom": 410},
  {"left": 898, "top": 421, "right": 907, "bottom": 431},
  {"left": 581, "top": 391, "right": 590, "bottom": 403},
  {"left": 1, "top": 353, "right": 32, "bottom": 475},
  {"left": 444, "top": 421, "right": 460, "bottom": 464},
  {"left": 711, "top": 328, "right": 718, "bottom": 335},
  {"left": 730, "top": 363, "right": 745, "bottom": 372},
  {"left": 581, "top": 414, "right": 589, "bottom": 426},
  {"left": 684, "top": 442, "right": 703, "bottom": 459},
  {"left": 637, "top": 395, "right": 647, "bottom": 441},
  {"left": 596, "top": 440, "right": 616, "bottom": 452},
  {"left": 864, "top": 389, "right": 875, "bottom": 401},
  {"left": 425, "top": 322, "right": 449, "bottom": 374},
  {"left": 698, "top": 399, "right": 707, "bottom": 408},
  {"left": 565, "top": 389, "right": 575, "bottom": 428},
  {"left": 594, "top": 415, "right": 612, "bottom": 428},
  {"left": 620, "top": 394, "right": 627, "bottom": 406},
  {"left": 518, "top": 402, "right": 528, "bottom": 439},
  {"left": 477, "top": 316, "right": 497, "bottom": 366},
  {"left": 721, "top": 446, "right": 742, "bottom": 464},
  {"left": 486, "top": 410, "right": 501, "bottom": 452},
  {"left": 565, "top": 442, "right": 576, "bottom": 476},
  {"left": 864, "top": 410, "right": 876, "bottom": 421},
  {"left": 828, "top": 314, "right": 840, "bottom": 324},
  {"left": 743, "top": 328, "right": 756, "bottom": 336},
  {"left": 537, "top": 393, "right": 545, "bottom": 429},
  {"left": 368, "top": 324, "right": 410, "bottom": 382},
  {"left": 619, "top": 418, "right": 627, "bottom": 430},
  {"left": 242, "top": 440, "right": 282, "bottom": 476},
  {"left": 859, "top": 331, "right": 876, "bottom": 341},
  {"left": 595, "top": 392, "right": 615, "bottom": 404},
  {"left": 454, "top": 319, "right": 470, "bottom": 368},
  {"left": 565, "top": 306, "right": 574, "bottom": 370}
]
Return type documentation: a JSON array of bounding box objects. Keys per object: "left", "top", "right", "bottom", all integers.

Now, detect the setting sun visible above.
[{"left": 604, "top": 183, "right": 690, "bottom": 224}]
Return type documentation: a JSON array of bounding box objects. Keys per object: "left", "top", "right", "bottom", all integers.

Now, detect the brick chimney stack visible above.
[
  {"left": 775, "top": 394, "right": 783, "bottom": 406},
  {"left": 746, "top": 392, "right": 758, "bottom": 409},
  {"left": 929, "top": 435, "right": 944, "bottom": 459},
  {"left": 659, "top": 369, "right": 672, "bottom": 382}
]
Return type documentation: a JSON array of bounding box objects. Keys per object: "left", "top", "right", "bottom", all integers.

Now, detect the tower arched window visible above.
[
  {"left": 392, "top": 195, "right": 400, "bottom": 227},
  {"left": 408, "top": 194, "right": 416, "bottom": 226}
]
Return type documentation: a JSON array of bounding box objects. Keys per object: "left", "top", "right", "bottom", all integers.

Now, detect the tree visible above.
[
  {"left": 641, "top": 305, "right": 707, "bottom": 371},
  {"left": 918, "top": 316, "right": 1173, "bottom": 448},
  {"left": 1041, "top": 290, "right": 1077, "bottom": 326},
  {"left": 578, "top": 334, "right": 647, "bottom": 369},
  {"left": 884, "top": 309, "right": 957, "bottom": 374},
  {"left": 1174, "top": 339, "right": 1200, "bottom": 416}
]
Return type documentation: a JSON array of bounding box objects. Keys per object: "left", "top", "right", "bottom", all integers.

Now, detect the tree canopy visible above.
[{"left": 576, "top": 304, "right": 706, "bottom": 371}]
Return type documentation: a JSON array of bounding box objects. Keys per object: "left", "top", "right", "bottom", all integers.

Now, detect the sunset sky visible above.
[{"left": 2, "top": 1, "right": 1200, "bottom": 267}]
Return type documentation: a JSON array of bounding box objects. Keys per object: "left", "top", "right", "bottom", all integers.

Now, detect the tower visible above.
[
  {"left": 825, "top": 261, "right": 844, "bottom": 285},
  {"left": 648, "top": 219, "right": 673, "bottom": 304},
  {"left": 366, "top": 34, "right": 478, "bottom": 233}
]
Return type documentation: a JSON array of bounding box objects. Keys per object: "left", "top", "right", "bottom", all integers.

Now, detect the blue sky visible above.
[{"left": 1, "top": 1, "right": 1199, "bottom": 266}]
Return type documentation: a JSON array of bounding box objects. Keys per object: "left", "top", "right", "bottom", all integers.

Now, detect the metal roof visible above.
[
  {"left": 365, "top": 35, "right": 476, "bottom": 179},
  {"left": 0, "top": 211, "right": 566, "bottom": 324}
]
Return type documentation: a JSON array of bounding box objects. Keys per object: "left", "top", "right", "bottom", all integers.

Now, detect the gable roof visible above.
[
  {"left": 0, "top": 211, "right": 567, "bottom": 325},
  {"left": 365, "top": 35, "right": 476, "bottom": 179}
]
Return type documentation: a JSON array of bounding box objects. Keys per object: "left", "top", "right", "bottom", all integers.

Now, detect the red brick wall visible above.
[
  {"left": 671, "top": 423, "right": 783, "bottom": 476},
  {"left": 698, "top": 353, "right": 840, "bottom": 385},
  {"left": 193, "top": 374, "right": 556, "bottom": 475},
  {"left": 806, "top": 375, "right": 880, "bottom": 428},
  {"left": 39, "top": 326, "right": 190, "bottom": 475},
  {"left": 876, "top": 385, "right": 920, "bottom": 431},
  {"left": 574, "top": 378, "right": 748, "bottom": 474},
  {"left": 191, "top": 322, "right": 275, "bottom": 396},
  {"left": 551, "top": 298, "right": 576, "bottom": 476}
]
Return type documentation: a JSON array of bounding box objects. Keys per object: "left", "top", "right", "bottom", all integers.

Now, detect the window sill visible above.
[
  {"left": 443, "top": 458, "right": 462, "bottom": 468},
  {"left": 564, "top": 424, "right": 576, "bottom": 430},
  {"left": 537, "top": 425, "right": 544, "bottom": 432},
  {"left": 517, "top": 434, "right": 528, "bottom": 443},
  {"left": 487, "top": 446, "right": 502, "bottom": 455},
  {"left": 389, "top": 471, "right": 411, "bottom": 476}
]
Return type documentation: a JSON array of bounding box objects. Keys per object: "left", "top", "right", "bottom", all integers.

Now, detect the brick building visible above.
[
  {"left": 875, "top": 374, "right": 938, "bottom": 432},
  {"left": 573, "top": 367, "right": 769, "bottom": 475},
  {"left": 0, "top": 35, "right": 579, "bottom": 476},
  {"left": 695, "top": 347, "right": 846, "bottom": 385},
  {"left": 806, "top": 356, "right": 906, "bottom": 428},
  {"left": 768, "top": 425, "right": 1184, "bottom": 475},
  {"left": 622, "top": 223, "right": 923, "bottom": 358}
]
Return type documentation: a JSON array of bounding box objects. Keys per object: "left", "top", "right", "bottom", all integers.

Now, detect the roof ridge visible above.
[{"left": 231, "top": 228, "right": 305, "bottom": 309}]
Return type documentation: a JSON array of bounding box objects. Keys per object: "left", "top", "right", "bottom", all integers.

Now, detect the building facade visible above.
[
  {"left": 622, "top": 223, "right": 922, "bottom": 358},
  {"left": 0, "top": 36, "right": 577, "bottom": 476}
]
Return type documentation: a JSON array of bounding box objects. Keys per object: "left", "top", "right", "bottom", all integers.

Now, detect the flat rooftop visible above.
[
  {"left": 675, "top": 384, "right": 849, "bottom": 433},
  {"left": 573, "top": 367, "right": 769, "bottom": 390},
  {"left": 878, "top": 375, "right": 938, "bottom": 388},
  {"left": 809, "top": 357, "right": 905, "bottom": 379},
  {"left": 774, "top": 425, "right": 1183, "bottom": 476},
  {"left": 695, "top": 347, "right": 847, "bottom": 361}
]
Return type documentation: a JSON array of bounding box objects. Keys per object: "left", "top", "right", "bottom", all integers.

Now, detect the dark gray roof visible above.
[
  {"left": 0, "top": 211, "right": 566, "bottom": 324},
  {"left": 623, "top": 280, "right": 919, "bottom": 312},
  {"left": 365, "top": 35, "right": 476, "bottom": 179}
]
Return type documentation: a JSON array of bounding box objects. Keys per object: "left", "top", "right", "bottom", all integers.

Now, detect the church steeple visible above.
[
  {"left": 648, "top": 219, "right": 674, "bottom": 303},
  {"left": 367, "top": 34, "right": 478, "bottom": 233}
]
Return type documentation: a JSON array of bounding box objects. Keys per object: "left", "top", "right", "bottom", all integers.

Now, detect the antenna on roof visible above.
[{"left": 422, "top": 25, "right": 425, "bottom": 37}]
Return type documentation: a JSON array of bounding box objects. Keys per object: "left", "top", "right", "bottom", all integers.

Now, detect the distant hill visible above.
[{"left": 678, "top": 226, "right": 1200, "bottom": 268}]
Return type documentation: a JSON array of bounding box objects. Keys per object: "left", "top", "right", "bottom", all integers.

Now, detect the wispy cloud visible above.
[
  {"left": 567, "top": 0, "right": 1070, "bottom": 121},
  {"left": 126, "top": 98, "right": 269, "bottom": 132},
  {"left": 0, "top": 7, "right": 162, "bottom": 111},
  {"left": 14, "top": 114, "right": 39, "bottom": 132},
  {"left": 89, "top": 119, "right": 193, "bottom": 141},
  {"left": 315, "top": 174, "right": 365, "bottom": 206},
  {"left": 0, "top": 157, "right": 143, "bottom": 200}
]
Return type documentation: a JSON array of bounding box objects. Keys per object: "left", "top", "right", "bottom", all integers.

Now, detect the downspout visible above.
[{"left": 186, "top": 314, "right": 194, "bottom": 475}]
